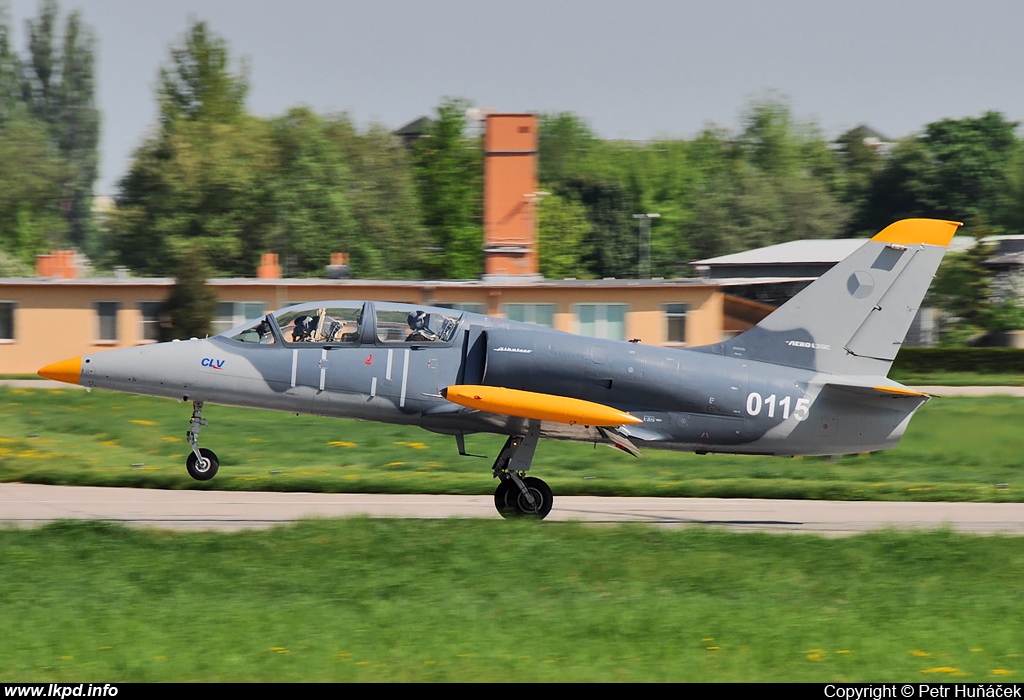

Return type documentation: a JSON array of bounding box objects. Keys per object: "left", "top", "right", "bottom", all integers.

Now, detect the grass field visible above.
[
  {"left": 1, "top": 386, "right": 1022, "bottom": 501},
  {"left": 1, "top": 520, "right": 1021, "bottom": 682}
]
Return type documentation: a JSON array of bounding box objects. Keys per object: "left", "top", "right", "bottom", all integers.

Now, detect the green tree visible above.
[
  {"left": 110, "top": 21, "right": 275, "bottom": 276},
  {"left": 930, "top": 243, "right": 995, "bottom": 345},
  {"left": 16, "top": 0, "right": 98, "bottom": 251},
  {"left": 923, "top": 111, "right": 1017, "bottom": 224},
  {"left": 739, "top": 97, "right": 802, "bottom": 176},
  {"left": 160, "top": 249, "right": 217, "bottom": 340},
  {"left": 556, "top": 178, "right": 635, "bottom": 279},
  {"left": 56, "top": 9, "right": 99, "bottom": 252},
  {"left": 0, "top": 113, "right": 67, "bottom": 261},
  {"left": 860, "top": 112, "right": 1018, "bottom": 233},
  {"left": 157, "top": 20, "right": 247, "bottom": 126},
  {"left": 536, "top": 193, "right": 592, "bottom": 279},
  {"left": 110, "top": 115, "right": 276, "bottom": 276},
  {"left": 0, "top": 2, "right": 22, "bottom": 124},
  {"left": 267, "top": 107, "right": 355, "bottom": 276},
  {"left": 412, "top": 97, "right": 482, "bottom": 278},
  {"left": 325, "top": 118, "right": 428, "bottom": 278},
  {"left": 538, "top": 112, "right": 596, "bottom": 184}
]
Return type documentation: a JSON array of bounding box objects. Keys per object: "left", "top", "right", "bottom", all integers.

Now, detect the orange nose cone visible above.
[{"left": 38, "top": 356, "right": 82, "bottom": 385}]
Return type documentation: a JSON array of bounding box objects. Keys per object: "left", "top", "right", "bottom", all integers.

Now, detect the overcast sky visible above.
[{"left": 7, "top": 0, "right": 1024, "bottom": 194}]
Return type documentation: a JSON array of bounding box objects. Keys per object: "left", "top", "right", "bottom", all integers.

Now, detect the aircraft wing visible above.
[{"left": 440, "top": 384, "right": 649, "bottom": 458}]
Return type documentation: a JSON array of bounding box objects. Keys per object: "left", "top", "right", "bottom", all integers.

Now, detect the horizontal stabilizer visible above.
[
  {"left": 442, "top": 385, "right": 642, "bottom": 427},
  {"left": 821, "top": 380, "right": 930, "bottom": 399}
]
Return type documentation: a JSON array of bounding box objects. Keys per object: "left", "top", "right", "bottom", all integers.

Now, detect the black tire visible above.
[
  {"left": 512, "top": 476, "right": 553, "bottom": 519},
  {"left": 494, "top": 479, "right": 517, "bottom": 518},
  {"left": 186, "top": 448, "right": 219, "bottom": 481}
]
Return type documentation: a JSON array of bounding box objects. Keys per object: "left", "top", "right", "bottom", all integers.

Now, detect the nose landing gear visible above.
[{"left": 185, "top": 401, "right": 219, "bottom": 481}]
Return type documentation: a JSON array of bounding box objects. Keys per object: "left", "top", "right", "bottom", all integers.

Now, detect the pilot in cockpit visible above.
[
  {"left": 406, "top": 309, "right": 438, "bottom": 341},
  {"left": 291, "top": 315, "right": 316, "bottom": 342}
]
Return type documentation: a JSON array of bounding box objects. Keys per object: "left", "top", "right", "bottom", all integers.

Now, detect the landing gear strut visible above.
[
  {"left": 185, "top": 401, "right": 219, "bottom": 481},
  {"left": 491, "top": 422, "right": 552, "bottom": 519}
]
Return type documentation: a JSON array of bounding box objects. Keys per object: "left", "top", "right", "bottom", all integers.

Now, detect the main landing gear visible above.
[
  {"left": 185, "top": 401, "right": 219, "bottom": 481},
  {"left": 491, "top": 423, "right": 553, "bottom": 519}
]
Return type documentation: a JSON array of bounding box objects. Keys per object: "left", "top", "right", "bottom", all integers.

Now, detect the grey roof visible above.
[
  {"left": 839, "top": 124, "right": 892, "bottom": 143},
  {"left": 394, "top": 116, "right": 434, "bottom": 136},
  {"left": 694, "top": 239, "right": 867, "bottom": 266},
  {"left": 694, "top": 235, "right": 976, "bottom": 267}
]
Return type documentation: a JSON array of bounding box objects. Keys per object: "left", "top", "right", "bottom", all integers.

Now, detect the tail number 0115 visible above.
[{"left": 745, "top": 393, "right": 810, "bottom": 421}]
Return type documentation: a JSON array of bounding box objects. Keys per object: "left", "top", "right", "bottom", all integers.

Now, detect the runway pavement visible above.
[{"left": 2, "top": 483, "right": 1023, "bottom": 535}]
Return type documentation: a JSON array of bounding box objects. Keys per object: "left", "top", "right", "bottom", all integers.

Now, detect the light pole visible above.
[{"left": 633, "top": 213, "right": 660, "bottom": 279}]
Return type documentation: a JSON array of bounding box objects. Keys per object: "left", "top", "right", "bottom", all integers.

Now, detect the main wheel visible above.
[
  {"left": 494, "top": 479, "right": 517, "bottom": 518},
  {"left": 511, "top": 476, "right": 553, "bottom": 519},
  {"left": 186, "top": 448, "right": 219, "bottom": 481}
]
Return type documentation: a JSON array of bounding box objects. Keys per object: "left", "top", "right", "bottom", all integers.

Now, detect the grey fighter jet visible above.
[{"left": 39, "top": 218, "right": 960, "bottom": 519}]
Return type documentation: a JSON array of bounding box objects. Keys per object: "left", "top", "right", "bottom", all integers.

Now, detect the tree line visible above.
[{"left": 2, "top": 5, "right": 1024, "bottom": 340}]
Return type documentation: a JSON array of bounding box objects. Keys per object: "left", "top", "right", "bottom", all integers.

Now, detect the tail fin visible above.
[{"left": 725, "top": 218, "right": 962, "bottom": 376}]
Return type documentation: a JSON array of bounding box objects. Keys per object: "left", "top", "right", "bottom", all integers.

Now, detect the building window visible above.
[
  {"left": 138, "top": 302, "right": 163, "bottom": 342},
  {"left": 212, "top": 302, "right": 266, "bottom": 335},
  {"left": 435, "top": 302, "right": 486, "bottom": 314},
  {"left": 0, "top": 302, "right": 14, "bottom": 341},
  {"left": 94, "top": 302, "right": 120, "bottom": 342},
  {"left": 664, "top": 303, "right": 688, "bottom": 343},
  {"left": 503, "top": 303, "right": 555, "bottom": 328},
  {"left": 575, "top": 304, "right": 626, "bottom": 340}
]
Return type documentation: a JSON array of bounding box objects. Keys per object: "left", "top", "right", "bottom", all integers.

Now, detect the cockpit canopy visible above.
[{"left": 220, "top": 301, "right": 464, "bottom": 346}]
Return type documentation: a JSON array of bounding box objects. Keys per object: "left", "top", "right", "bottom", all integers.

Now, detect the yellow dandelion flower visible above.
[
  {"left": 329, "top": 440, "right": 357, "bottom": 447},
  {"left": 130, "top": 419, "right": 158, "bottom": 426},
  {"left": 991, "top": 669, "right": 1015, "bottom": 676},
  {"left": 921, "top": 667, "right": 960, "bottom": 674},
  {"left": 910, "top": 650, "right": 931, "bottom": 657}
]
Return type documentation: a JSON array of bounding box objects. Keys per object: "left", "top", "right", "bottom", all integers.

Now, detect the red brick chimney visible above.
[
  {"left": 256, "top": 253, "right": 281, "bottom": 279},
  {"left": 36, "top": 250, "right": 79, "bottom": 278}
]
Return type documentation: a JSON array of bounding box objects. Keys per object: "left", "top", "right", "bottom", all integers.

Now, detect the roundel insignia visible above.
[{"left": 846, "top": 270, "right": 875, "bottom": 299}]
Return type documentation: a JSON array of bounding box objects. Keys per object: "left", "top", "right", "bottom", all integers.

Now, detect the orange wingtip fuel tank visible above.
[
  {"left": 37, "top": 356, "right": 82, "bottom": 385},
  {"left": 442, "top": 385, "right": 642, "bottom": 427}
]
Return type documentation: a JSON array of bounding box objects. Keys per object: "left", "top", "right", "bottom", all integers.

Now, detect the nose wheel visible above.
[
  {"left": 185, "top": 401, "right": 219, "bottom": 481},
  {"left": 186, "top": 448, "right": 219, "bottom": 481}
]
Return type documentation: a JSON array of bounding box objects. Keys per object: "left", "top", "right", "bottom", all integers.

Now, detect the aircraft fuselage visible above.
[{"left": 76, "top": 302, "right": 925, "bottom": 458}]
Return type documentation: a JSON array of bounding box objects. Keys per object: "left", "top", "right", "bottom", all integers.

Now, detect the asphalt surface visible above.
[{"left": 2, "top": 483, "right": 1023, "bottom": 535}]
